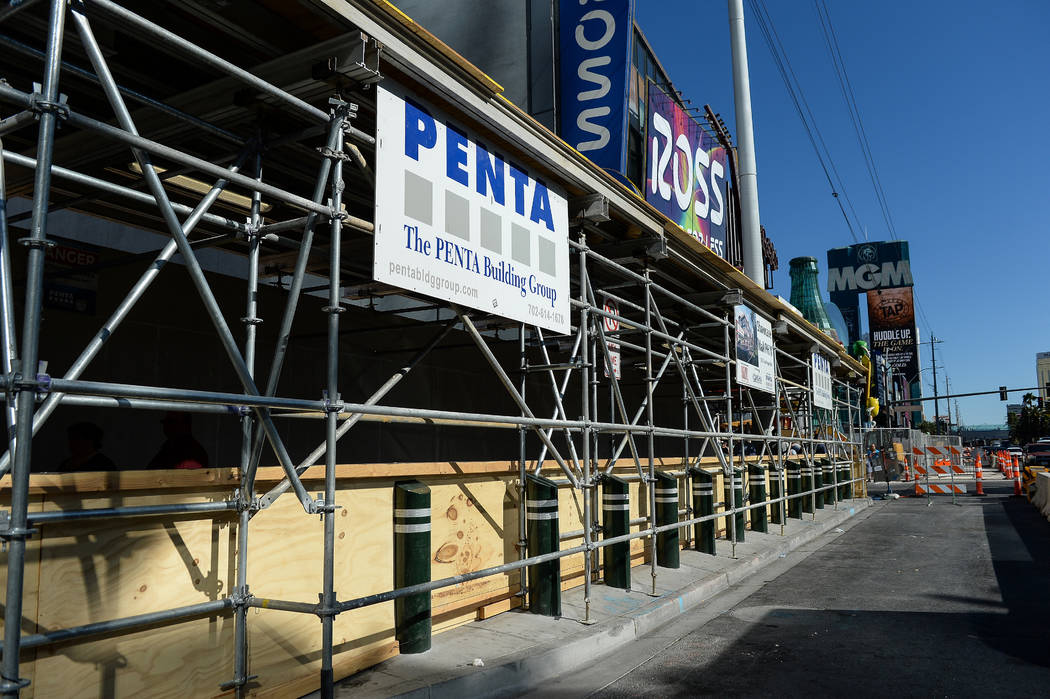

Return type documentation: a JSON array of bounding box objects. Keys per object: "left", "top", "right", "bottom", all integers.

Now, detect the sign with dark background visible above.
[
  {"left": 827, "top": 240, "right": 912, "bottom": 346},
  {"left": 866, "top": 286, "right": 919, "bottom": 382}
]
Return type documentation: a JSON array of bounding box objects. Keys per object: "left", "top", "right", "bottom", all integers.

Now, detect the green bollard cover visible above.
[
  {"left": 813, "top": 458, "right": 824, "bottom": 509},
  {"left": 654, "top": 471, "right": 680, "bottom": 568},
  {"left": 824, "top": 460, "right": 837, "bottom": 505},
  {"left": 394, "top": 480, "right": 431, "bottom": 654},
  {"left": 602, "top": 474, "right": 631, "bottom": 589},
  {"left": 726, "top": 466, "right": 745, "bottom": 542},
  {"left": 691, "top": 469, "right": 716, "bottom": 555},
  {"left": 787, "top": 461, "right": 802, "bottom": 519},
  {"left": 526, "top": 474, "right": 561, "bottom": 617},
  {"left": 802, "top": 463, "right": 815, "bottom": 514},
  {"left": 748, "top": 463, "right": 768, "bottom": 533},
  {"left": 769, "top": 467, "right": 784, "bottom": 524}
]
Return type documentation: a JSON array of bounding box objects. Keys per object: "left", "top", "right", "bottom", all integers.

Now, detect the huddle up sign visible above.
[{"left": 374, "top": 82, "right": 571, "bottom": 334}]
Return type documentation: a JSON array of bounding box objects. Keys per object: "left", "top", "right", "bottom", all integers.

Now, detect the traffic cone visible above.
[
  {"left": 1012, "top": 455, "right": 1022, "bottom": 496},
  {"left": 914, "top": 472, "right": 921, "bottom": 496},
  {"left": 974, "top": 453, "right": 985, "bottom": 496}
]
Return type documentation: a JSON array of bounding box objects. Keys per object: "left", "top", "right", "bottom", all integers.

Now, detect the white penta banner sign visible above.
[
  {"left": 734, "top": 304, "right": 774, "bottom": 394},
  {"left": 374, "top": 82, "right": 570, "bottom": 333},
  {"left": 811, "top": 353, "right": 833, "bottom": 410}
]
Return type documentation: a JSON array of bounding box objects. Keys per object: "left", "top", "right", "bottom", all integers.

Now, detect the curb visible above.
[{"left": 395, "top": 500, "right": 869, "bottom": 698}]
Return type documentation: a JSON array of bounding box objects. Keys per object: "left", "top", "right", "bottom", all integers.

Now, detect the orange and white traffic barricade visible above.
[{"left": 915, "top": 481, "right": 967, "bottom": 495}]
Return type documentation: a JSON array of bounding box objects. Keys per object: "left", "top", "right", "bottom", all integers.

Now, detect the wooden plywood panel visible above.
[
  {"left": 33, "top": 615, "right": 233, "bottom": 699},
  {"left": 243, "top": 480, "right": 394, "bottom": 695},
  {"left": 430, "top": 477, "right": 519, "bottom": 610},
  {"left": 30, "top": 497, "right": 235, "bottom": 698}
]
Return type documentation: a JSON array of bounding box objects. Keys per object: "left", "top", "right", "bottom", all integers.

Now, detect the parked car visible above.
[{"left": 1025, "top": 442, "right": 1050, "bottom": 468}]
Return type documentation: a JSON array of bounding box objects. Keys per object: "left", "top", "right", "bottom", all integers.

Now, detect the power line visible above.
[
  {"left": 747, "top": 0, "right": 862, "bottom": 243},
  {"left": 813, "top": 0, "right": 899, "bottom": 241}
]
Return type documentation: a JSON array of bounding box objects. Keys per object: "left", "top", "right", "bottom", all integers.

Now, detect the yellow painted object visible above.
[{"left": 1023, "top": 465, "right": 1045, "bottom": 500}]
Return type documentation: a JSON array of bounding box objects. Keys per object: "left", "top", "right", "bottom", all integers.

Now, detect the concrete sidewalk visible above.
[{"left": 327, "top": 497, "right": 871, "bottom": 699}]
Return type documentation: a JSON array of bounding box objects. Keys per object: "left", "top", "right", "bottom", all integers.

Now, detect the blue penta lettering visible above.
[
  {"left": 434, "top": 236, "right": 480, "bottom": 274},
  {"left": 508, "top": 163, "right": 529, "bottom": 217},
  {"left": 404, "top": 101, "right": 436, "bottom": 160},
  {"left": 445, "top": 124, "right": 469, "bottom": 186},
  {"left": 529, "top": 275, "right": 557, "bottom": 307},
  {"left": 529, "top": 181, "right": 555, "bottom": 232},
  {"left": 475, "top": 143, "right": 505, "bottom": 205}
]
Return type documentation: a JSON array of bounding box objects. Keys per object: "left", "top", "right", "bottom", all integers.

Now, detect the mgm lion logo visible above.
[{"left": 857, "top": 244, "right": 878, "bottom": 264}]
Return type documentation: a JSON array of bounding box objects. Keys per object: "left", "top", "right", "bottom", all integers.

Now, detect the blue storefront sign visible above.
[{"left": 558, "top": 0, "right": 633, "bottom": 175}]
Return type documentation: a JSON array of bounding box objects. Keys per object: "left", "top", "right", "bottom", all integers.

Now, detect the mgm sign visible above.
[{"left": 826, "top": 241, "right": 913, "bottom": 345}]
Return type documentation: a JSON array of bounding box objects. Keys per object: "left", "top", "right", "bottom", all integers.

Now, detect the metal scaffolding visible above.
[{"left": 0, "top": 1, "right": 867, "bottom": 696}]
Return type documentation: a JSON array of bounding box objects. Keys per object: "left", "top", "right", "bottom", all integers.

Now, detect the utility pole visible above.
[
  {"left": 728, "top": 0, "right": 764, "bottom": 283},
  {"left": 921, "top": 335, "right": 944, "bottom": 433},
  {"left": 945, "top": 375, "right": 952, "bottom": 433}
]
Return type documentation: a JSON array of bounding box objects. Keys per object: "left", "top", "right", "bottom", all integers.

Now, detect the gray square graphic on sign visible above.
[
  {"left": 480, "top": 208, "right": 502, "bottom": 254},
  {"left": 537, "top": 235, "right": 556, "bottom": 276},
  {"left": 445, "top": 190, "right": 470, "bottom": 241},
  {"left": 403, "top": 170, "right": 432, "bottom": 225},
  {"left": 511, "top": 224, "right": 530, "bottom": 266}
]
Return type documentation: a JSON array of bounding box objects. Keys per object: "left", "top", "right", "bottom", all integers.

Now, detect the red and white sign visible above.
[{"left": 603, "top": 299, "right": 621, "bottom": 379}]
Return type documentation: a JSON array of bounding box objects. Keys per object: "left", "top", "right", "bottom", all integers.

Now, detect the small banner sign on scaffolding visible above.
[
  {"left": 602, "top": 297, "right": 621, "bottom": 379},
  {"left": 734, "top": 304, "right": 774, "bottom": 393},
  {"left": 811, "top": 353, "right": 833, "bottom": 410},
  {"left": 373, "top": 81, "right": 571, "bottom": 333}
]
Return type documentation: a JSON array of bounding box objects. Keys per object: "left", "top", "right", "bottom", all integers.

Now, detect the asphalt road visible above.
[{"left": 529, "top": 480, "right": 1050, "bottom": 697}]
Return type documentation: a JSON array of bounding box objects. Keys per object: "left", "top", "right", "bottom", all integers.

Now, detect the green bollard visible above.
[
  {"left": 691, "top": 469, "right": 716, "bottom": 554},
  {"left": 601, "top": 474, "right": 631, "bottom": 589},
  {"left": 394, "top": 480, "right": 431, "bottom": 654},
  {"left": 526, "top": 474, "right": 561, "bottom": 616},
  {"left": 748, "top": 463, "right": 768, "bottom": 533},
  {"left": 769, "top": 467, "right": 785, "bottom": 524},
  {"left": 824, "top": 459, "right": 836, "bottom": 506},
  {"left": 654, "top": 471, "right": 680, "bottom": 568},
  {"left": 724, "top": 466, "right": 745, "bottom": 542},
  {"left": 813, "top": 458, "right": 824, "bottom": 509},
  {"left": 788, "top": 462, "right": 802, "bottom": 519},
  {"left": 802, "top": 462, "right": 814, "bottom": 514}
]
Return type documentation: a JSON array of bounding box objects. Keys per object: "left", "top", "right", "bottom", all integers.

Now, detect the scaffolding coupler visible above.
[
  {"left": 3, "top": 370, "right": 51, "bottom": 396},
  {"left": 26, "top": 84, "right": 68, "bottom": 122},
  {"left": 0, "top": 512, "right": 37, "bottom": 552}
]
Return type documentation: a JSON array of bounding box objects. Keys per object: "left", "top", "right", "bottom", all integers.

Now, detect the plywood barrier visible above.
[{"left": 0, "top": 455, "right": 836, "bottom": 696}]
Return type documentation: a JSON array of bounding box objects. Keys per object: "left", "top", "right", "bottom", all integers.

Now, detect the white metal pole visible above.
[{"left": 728, "top": 0, "right": 764, "bottom": 284}]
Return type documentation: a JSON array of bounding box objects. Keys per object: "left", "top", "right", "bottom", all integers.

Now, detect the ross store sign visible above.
[
  {"left": 734, "top": 304, "right": 774, "bottom": 394},
  {"left": 558, "top": 0, "right": 633, "bottom": 174},
  {"left": 374, "top": 82, "right": 570, "bottom": 334},
  {"left": 645, "top": 83, "right": 728, "bottom": 259},
  {"left": 811, "top": 353, "right": 833, "bottom": 410}
]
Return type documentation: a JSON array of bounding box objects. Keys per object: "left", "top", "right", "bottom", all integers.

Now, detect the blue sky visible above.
[{"left": 636, "top": 0, "right": 1050, "bottom": 426}]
